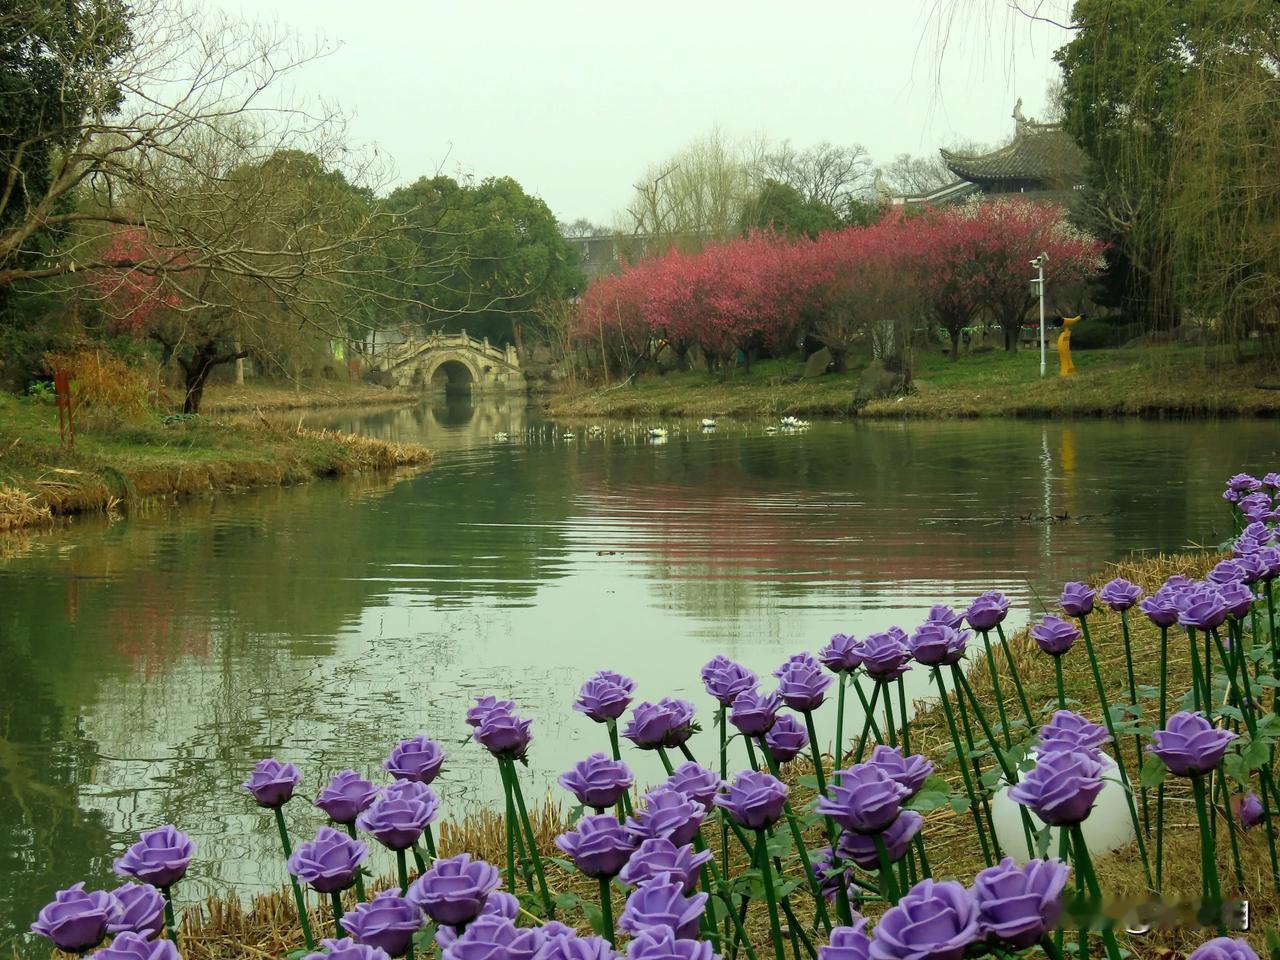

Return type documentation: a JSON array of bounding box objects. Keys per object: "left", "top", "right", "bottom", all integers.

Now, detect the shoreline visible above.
[{"left": 200, "top": 381, "right": 419, "bottom": 414}]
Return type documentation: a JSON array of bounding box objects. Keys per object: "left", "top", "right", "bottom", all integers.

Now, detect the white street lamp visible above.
[{"left": 1030, "top": 252, "right": 1049, "bottom": 377}]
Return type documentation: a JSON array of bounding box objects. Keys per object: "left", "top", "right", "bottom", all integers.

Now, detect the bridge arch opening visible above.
[{"left": 430, "top": 359, "right": 475, "bottom": 394}]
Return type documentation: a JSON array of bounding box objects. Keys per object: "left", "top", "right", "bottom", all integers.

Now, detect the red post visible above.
[{"left": 54, "top": 368, "right": 74, "bottom": 449}]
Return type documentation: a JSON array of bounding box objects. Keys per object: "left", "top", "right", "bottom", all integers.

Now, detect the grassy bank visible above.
[
  {"left": 545, "top": 345, "right": 1280, "bottom": 420},
  {"left": 201, "top": 380, "right": 417, "bottom": 414},
  {"left": 165, "top": 549, "right": 1253, "bottom": 959},
  {"left": 0, "top": 393, "right": 430, "bottom": 532}
]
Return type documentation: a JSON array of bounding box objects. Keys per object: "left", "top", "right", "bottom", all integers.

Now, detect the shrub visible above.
[{"left": 42, "top": 348, "right": 164, "bottom": 429}]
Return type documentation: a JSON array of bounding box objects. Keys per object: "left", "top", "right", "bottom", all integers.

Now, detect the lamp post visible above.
[{"left": 1030, "top": 252, "right": 1049, "bottom": 377}]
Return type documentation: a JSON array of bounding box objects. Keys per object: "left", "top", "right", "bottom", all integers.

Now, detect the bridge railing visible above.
[{"left": 375, "top": 330, "right": 519, "bottom": 370}]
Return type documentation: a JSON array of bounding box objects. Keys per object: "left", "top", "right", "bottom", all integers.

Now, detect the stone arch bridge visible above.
[{"left": 372, "top": 332, "right": 523, "bottom": 393}]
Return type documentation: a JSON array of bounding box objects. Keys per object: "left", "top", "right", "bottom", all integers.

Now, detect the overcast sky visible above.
[{"left": 205, "top": 1, "right": 1073, "bottom": 225}]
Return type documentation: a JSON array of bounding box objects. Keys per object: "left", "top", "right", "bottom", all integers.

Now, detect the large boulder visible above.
[
  {"left": 855, "top": 359, "right": 908, "bottom": 402},
  {"left": 803, "top": 347, "right": 834, "bottom": 378}
]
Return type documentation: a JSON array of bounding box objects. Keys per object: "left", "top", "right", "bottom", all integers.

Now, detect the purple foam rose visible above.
[
  {"left": 434, "top": 892, "right": 519, "bottom": 950},
  {"left": 113, "top": 825, "right": 195, "bottom": 889},
  {"left": 1148, "top": 711, "right": 1238, "bottom": 776},
  {"left": 304, "top": 939, "right": 392, "bottom": 960},
  {"left": 474, "top": 710, "right": 534, "bottom": 760},
  {"left": 866, "top": 745, "right": 934, "bottom": 797},
  {"left": 382, "top": 779, "right": 435, "bottom": 804},
  {"left": 617, "top": 837, "right": 711, "bottom": 894},
  {"left": 1099, "top": 578, "right": 1143, "bottom": 612},
  {"left": 1059, "top": 582, "right": 1096, "bottom": 618},
  {"left": 625, "top": 788, "right": 706, "bottom": 846},
  {"left": 1259, "top": 547, "right": 1280, "bottom": 580},
  {"left": 907, "top": 622, "right": 968, "bottom": 667},
  {"left": 809, "top": 847, "right": 851, "bottom": 903},
  {"left": 624, "top": 926, "right": 716, "bottom": 960},
  {"left": 108, "top": 883, "right": 165, "bottom": 939},
  {"left": 288, "top": 826, "right": 368, "bottom": 893},
  {"left": 575, "top": 671, "right": 636, "bottom": 723},
  {"left": 556, "top": 814, "right": 637, "bottom": 878},
  {"left": 30, "top": 882, "right": 117, "bottom": 952},
  {"left": 443, "top": 915, "right": 545, "bottom": 960},
  {"left": 965, "top": 592, "right": 1011, "bottom": 632},
  {"left": 617, "top": 875, "right": 708, "bottom": 940},
  {"left": 1208, "top": 560, "right": 1245, "bottom": 585},
  {"left": 819, "top": 634, "right": 864, "bottom": 674},
  {"left": 1139, "top": 586, "right": 1182, "bottom": 629},
  {"left": 1218, "top": 581, "right": 1255, "bottom": 620},
  {"left": 316, "top": 770, "right": 379, "bottom": 825},
  {"left": 817, "top": 919, "right": 872, "bottom": 960},
  {"left": 407, "top": 853, "right": 500, "bottom": 926},
  {"left": 1029, "top": 615, "right": 1080, "bottom": 657},
  {"left": 869, "top": 878, "right": 978, "bottom": 960},
  {"left": 664, "top": 762, "right": 722, "bottom": 811},
  {"left": 775, "top": 652, "right": 834, "bottom": 711},
  {"left": 1239, "top": 792, "right": 1265, "bottom": 831},
  {"left": 1038, "top": 710, "right": 1108, "bottom": 753},
  {"left": 243, "top": 758, "right": 302, "bottom": 808},
  {"left": 624, "top": 700, "right": 696, "bottom": 749},
  {"left": 729, "top": 688, "right": 781, "bottom": 736},
  {"left": 92, "top": 931, "right": 181, "bottom": 960},
  {"left": 1235, "top": 554, "right": 1266, "bottom": 585},
  {"left": 927, "top": 604, "right": 965, "bottom": 630},
  {"left": 816, "top": 763, "right": 909, "bottom": 834},
  {"left": 466, "top": 696, "right": 515, "bottom": 728},
  {"left": 1234, "top": 536, "right": 1267, "bottom": 557},
  {"left": 836, "top": 810, "right": 923, "bottom": 869},
  {"left": 764, "top": 712, "right": 809, "bottom": 763},
  {"left": 972, "top": 857, "right": 1071, "bottom": 949},
  {"left": 384, "top": 735, "right": 445, "bottom": 784},
  {"left": 714, "top": 770, "right": 788, "bottom": 829},
  {"left": 1228, "top": 473, "right": 1262, "bottom": 493},
  {"left": 341, "top": 890, "right": 423, "bottom": 957},
  {"left": 859, "top": 631, "right": 912, "bottom": 682},
  {"left": 701, "top": 656, "right": 758, "bottom": 705},
  {"left": 1178, "top": 586, "right": 1227, "bottom": 631},
  {"left": 560, "top": 754, "right": 634, "bottom": 810},
  {"left": 537, "top": 933, "right": 619, "bottom": 960},
  {"left": 1008, "top": 750, "right": 1104, "bottom": 826},
  {"left": 356, "top": 789, "right": 437, "bottom": 850},
  {"left": 1188, "top": 938, "right": 1261, "bottom": 960}
]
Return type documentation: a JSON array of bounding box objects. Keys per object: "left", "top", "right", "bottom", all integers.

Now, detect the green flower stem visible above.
[
  {"left": 656, "top": 746, "right": 676, "bottom": 777},
  {"left": 410, "top": 842, "right": 426, "bottom": 875},
  {"left": 702, "top": 836, "right": 758, "bottom": 960},
  {"left": 742, "top": 736, "right": 760, "bottom": 773},
  {"left": 777, "top": 893, "right": 817, "bottom": 960},
  {"left": 896, "top": 680, "right": 911, "bottom": 754},
  {"left": 1053, "top": 656, "right": 1066, "bottom": 711},
  {"left": 607, "top": 720, "right": 634, "bottom": 817},
  {"left": 950, "top": 666, "right": 1003, "bottom": 860},
  {"left": 931, "top": 667, "right": 993, "bottom": 867},
  {"left": 598, "top": 876, "right": 615, "bottom": 946},
  {"left": 422, "top": 824, "right": 437, "bottom": 861},
  {"left": 677, "top": 742, "right": 700, "bottom": 766},
  {"left": 853, "top": 681, "right": 883, "bottom": 763},
  {"left": 881, "top": 681, "right": 898, "bottom": 748},
  {"left": 1119, "top": 610, "right": 1150, "bottom": 838},
  {"left": 1188, "top": 628, "right": 1206, "bottom": 712},
  {"left": 499, "top": 759, "right": 519, "bottom": 893},
  {"left": 757, "top": 739, "right": 835, "bottom": 932},
  {"left": 504, "top": 756, "right": 555, "bottom": 919},
  {"left": 834, "top": 674, "right": 847, "bottom": 772},
  {"left": 1266, "top": 580, "right": 1278, "bottom": 708},
  {"left": 274, "top": 806, "right": 315, "bottom": 950},
  {"left": 1077, "top": 615, "right": 1152, "bottom": 889},
  {"left": 342, "top": 823, "right": 368, "bottom": 902},
  {"left": 755, "top": 828, "right": 787, "bottom": 960},
  {"left": 1190, "top": 774, "right": 1225, "bottom": 934},
  {"left": 1216, "top": 772, "right": 1246, "bottom": 895},
  {"left": 329, "top": 891, "right": 344, "bottom": 939},
  {"left": 994, "top": 622, "right": 1035, "bottom": 735},
  {"left": 1156, "top": 624, "right": 1168, "bottom": 892},
  {"left": 977, "top": 629, "right": 1013, "bottom": 748},
  {"left": 1068, "top": 824, "right": 1122, "bottom": 960},
  {"left": 800, "top": 710, "right": 830, "bottom": 800},
  {"left": 160, "top": 885, "right": 177, "bottom": 945},
  {"left": 396, "top": 849, "right": 410, "bottom": 896},
  {"left": 718, "top": 704, "right": 730, "bottom": 901},
  {"left": 872, "top": 833, "right": 900, "bottom": 904}
]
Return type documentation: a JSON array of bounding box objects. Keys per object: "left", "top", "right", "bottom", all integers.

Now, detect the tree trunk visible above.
[
  {"left": 948, "top": 328, "right": 961, "bottom": 360},
  {"left": 180, "top": 341, "right": 247, "bottom": 414},
  {"left": 1003, "top": 324, "right": 1018, "bottom": 352}
]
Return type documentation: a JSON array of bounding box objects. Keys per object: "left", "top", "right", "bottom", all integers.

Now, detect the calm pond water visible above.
[{"left": 2, "top": 397, "right": 1277, "bottom": 950}]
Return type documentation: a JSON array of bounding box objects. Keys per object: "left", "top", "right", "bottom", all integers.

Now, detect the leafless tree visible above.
[{"left": 762, "top": 141, "right": 873, "bottom": 214}]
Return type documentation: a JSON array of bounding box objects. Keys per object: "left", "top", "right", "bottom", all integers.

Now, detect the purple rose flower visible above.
[
  {"left": 817, "top": 919, "right": 872, "bottom": 960},
  {"left": 556, "top": 814, "right": 637, "bottom": 878},
  {"left": 575, "top": 671, "right": 636, "bottom": 723},
  {"left": 1234, "top": 536, "right": 1267, "bottom": 557},
  {"left": 1059, "top": 582, "right": 1096, "bottom": 618},
  {"left": 443, "top": 915, "right": 544, "bottom": 960},
  {"left": 407, "top": 853, "right": 500, "bottom": 926},
  {"left": 30, "top": 882, "right": 117, "bottom": 952},
  {"left": 304, "top": 939, "right": 392, "bottom": 960},
  {"left": 1264, "top": 473, "right": 1280, "bottom": 491},
  {"left": 869, "top": 878, "right": 978, "bottom": 960},
  {"left": 1228, "top": 473, "right": 1262, "bottom": 493},
  {"left": 664, "top": 762, "right": 722, "bottom": 811},
  {"left": 1239, "top": 792, "right": 1264, "bottom": 831},
  {"left": 434, "top": 892, "right": 519, "bottom": 950},
  {"left": 729, "top": 689, "right": 781, "bottom": 736},
  {"left": 1243, "top": 521, "right": 1273, "bottom": 543},
  {"left": 1224, "top": 489, "right": 1242, "bottom": 504},
  {"left": 560, "top": 754, "right": 634, "bottom": 810},
  {"left": 625, "top": 788, "right": 706, "bottom": 846},
  {"left": 617, "top": 837, "right": 711, "bottom": 894},
  {"left": 1209, "top": 561, "right": 1245, "bottom": 585},
  {"left": 836, "top": 811, "right": 923, "bottom": 869},
  {"left": 341, "top": 890, "right": 424, "bottom": 957},
  {"left": 384, "top": 736, "right": 445, "bottom": 784},
  {"left": 859, "top": 631, "right": 912, "bottom": 682},
  {"left": 1148, "top": 711, "right": 1238, "bottom": 776},
  {"left": 1259, "top": 547, "right": 1280, "bottom": 580},
  {"left": 1218, "top": 581, "right": 1255, "bottom": 619},
  {"left": 243, "top": 758, "right": 302, "bottom": 808},
  {"left": 356, "top": 789, "right": 437, "bottom": 850},
  {"left": 1038, "top": 710, "right": 1108, "bottom": 753},
  {"left": 1008, "top": 750, "right": 1104, "bottom": 826},
  {"left": 624, "top": 700, "right": 696, "bottom": 749},
  {"left": 866, "top": 745, "right": 934, "bottom": 797},
  {"left": 1188, "top": 938, "right": 1261, "bottom": 960},
  {"left": 108, "top": 883, "right": 165, "bottom": 939},
  {"left": 714, "top": 770, "right": 788, "bottom": 829},
  {"left": 819, "top": 634, "right": 864, "bottom": 674},
  {"left": 617, "top": 875, "right": 708, "bottom": 940},
  {"left": 907, "top": 622, "right": 968, "bottom": 667},
  {"left": 809, "top": 847, "right": 851, "bottom": 903},
  {"left": 1099, "top": 578, "right": 1143, "bottom": 612},
  {"left": 816, "top": 764, "right": 909, "bottom": 834},
  {"left": 965, "top": 592, "right": 1011, "bottom": 632},
  {"left": 1178, "top": 586, "right": 1228, "bottom": 631},
  {"left": 1139, "top": 587, "right": 1181, "bottom": 629},
  {"left": 1235, "top": 554, "right": 1266, "bottom": 585},
  {"left": 288, "top": 826, "right": 368, "bottom": 893},
  {"left": 382, "top": 779, "right": 434, "bottom": 804},
  {"left": 537, "top": 933, "right": 619, "bottom": 960},
  {"left": 316, "top": 770, "right": 379, "bottom": 825},
  {"left": 624, "top": 926, "right": 716, "bottom": 960},
  {"left": 92, "top": 932, "right": 181, "bottom": 960},
  {"left": 972, "top": 857, "right": 1071, "bottom": 949},
  {"left": 926, "top": 604, "right": 965, "bottom": 630},
  {"left": 466, "top": 696, "right": 515, "bottom": 728},
  {"left": 474, "top": 710, "right": 534, "bottom": 760},
  {"left": 775, "top": 652, "right": 834, "bottom": 711},
  {"left": 701, "top": 656, "right": 757, "bottom": 705},
  {"left": 1029, "top": 616, "right": 1080, "bottom": 657},
  {"left": 764, "top": 713, "right": 810, "bottom": 763},
  {"left": 113, "top": 825, "right": 195, "bottom": 889}
]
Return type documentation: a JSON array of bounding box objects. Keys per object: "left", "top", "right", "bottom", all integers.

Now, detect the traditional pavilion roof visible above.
[{"left": 940, "top": 120, "right": 1086, "bottom": 188}]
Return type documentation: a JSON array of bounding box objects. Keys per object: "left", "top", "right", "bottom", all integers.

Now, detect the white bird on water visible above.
[
  {"left": 700, "top": 418, "right": 717, "bottom": 429},
  {"left": 648, "top": 427, "right": 668, "bottom": 438},
  {"left": 492, "top": 432, "right": 509, "bottom": 442}
]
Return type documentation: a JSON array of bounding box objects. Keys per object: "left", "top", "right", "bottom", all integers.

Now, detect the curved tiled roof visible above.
[{"left": 941, "top": 123, "right": 1086, "bottom": 187}]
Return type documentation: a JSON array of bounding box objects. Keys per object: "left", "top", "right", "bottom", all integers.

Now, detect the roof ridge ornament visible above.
[{"left": 1012, "top": 97, "right": 1029, "bottom": 132}]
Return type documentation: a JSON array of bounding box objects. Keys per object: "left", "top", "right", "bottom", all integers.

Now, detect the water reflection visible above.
[{"left": 2, "top": 399, "right": 1277, "bottom": 951}]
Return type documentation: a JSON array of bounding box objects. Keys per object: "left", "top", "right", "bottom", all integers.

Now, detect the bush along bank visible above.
[{"left": 27, "top": 472, "right": 1280, "bottom": 960}]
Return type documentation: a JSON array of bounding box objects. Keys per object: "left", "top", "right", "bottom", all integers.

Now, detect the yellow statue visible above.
[{"left": 1058, "top": 315, "right": 1081, "bottom": 378}]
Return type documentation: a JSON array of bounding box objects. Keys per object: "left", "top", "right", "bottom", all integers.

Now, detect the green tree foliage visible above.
[{"left": 739, "top": 180, "right": 840, "bottom": 240}]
